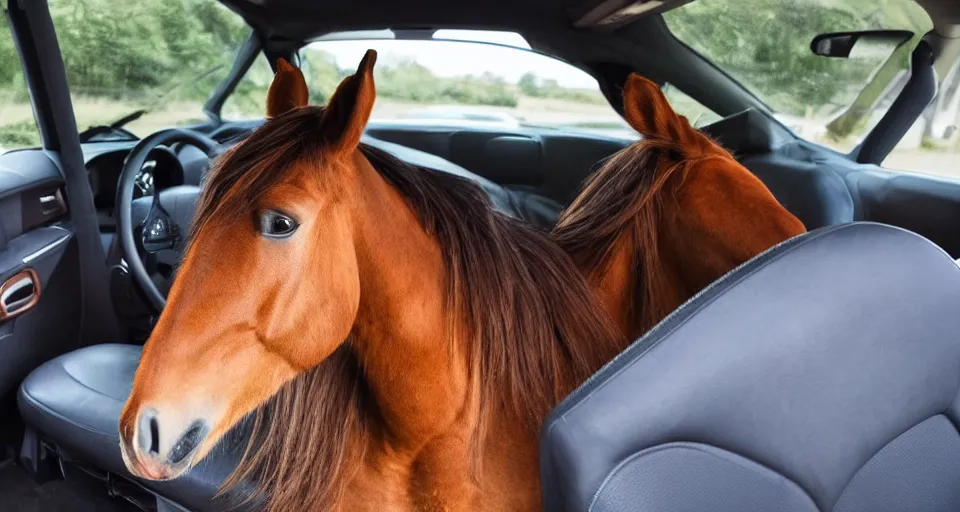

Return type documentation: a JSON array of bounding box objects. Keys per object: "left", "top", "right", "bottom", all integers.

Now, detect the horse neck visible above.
[{"left": 346, "top": 152, "right": 470, "bottom": 451}]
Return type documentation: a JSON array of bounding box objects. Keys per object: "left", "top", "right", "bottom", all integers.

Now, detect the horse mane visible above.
[
  {"left": 203, "top": 106, "right": 624, "bottom": 510},
  {"left": 552, "top": 137, "right": 727, "bottom": 336}
]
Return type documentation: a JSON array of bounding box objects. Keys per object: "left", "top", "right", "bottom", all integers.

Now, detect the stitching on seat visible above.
[
  {"left": 61, "top": 360, "right": 132, "bottom": 401},
  {"left": 20, "top": 371, "right": 121, "bottom": 439},
  {"left": 587, "top": 442, "right": 818, "bottom": 512}
]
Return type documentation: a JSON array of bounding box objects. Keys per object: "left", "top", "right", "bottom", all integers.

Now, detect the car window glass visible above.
[
  {"left": 881, "top": 58, "right": 960, "bottom": 178},
  {"left": 662, "top": 83, "right": 722, "bottom": 128},
  {"left": 45, "top": 0, "right": 248, "bottom": 140},
  {"left": 0, "top": 21, "right": 40, "bottom": 152},
  {"left": 225, "top": 34, "right": 636, "bottom": 140},
  {"left": 664, "top": 0, "right": 959, "bottom": 180}
]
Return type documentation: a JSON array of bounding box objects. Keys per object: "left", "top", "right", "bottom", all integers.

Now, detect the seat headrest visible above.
[{"left": 541, "top": 222, "right": 960, "bottom": 512}]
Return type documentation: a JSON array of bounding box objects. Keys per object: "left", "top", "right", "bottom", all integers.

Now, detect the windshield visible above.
[
  {"left": 663, "top": 0, "right": 934, "bottom": 153},
  {"left": 40, "top": 0, "right": 249, "bottom": 141},
  {"left": 222, "top": 32, "right": 635, "bottom": 139}
]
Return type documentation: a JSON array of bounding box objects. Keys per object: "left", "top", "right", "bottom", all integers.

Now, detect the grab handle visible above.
[{"left": 0, "top": 269, "right": 41, "bottom": 321}]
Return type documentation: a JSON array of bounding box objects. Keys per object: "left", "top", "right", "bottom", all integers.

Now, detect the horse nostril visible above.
[
  {"left": 167, "top": 420, "right": 209, "bottom": 465},
  {"left": 149, "top": 417, "right": 160, "bottom": 454},
  {"left": 137, "top": 408, "right": 160, "bottom": 455}
]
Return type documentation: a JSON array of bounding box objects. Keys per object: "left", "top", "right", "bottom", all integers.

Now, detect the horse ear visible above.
[
  {"left": 622, "top": 73, "right": 697, "bottom": 145},
  {"left": 266, "top": 58, "right": 309, "bottom": 117},
  {"left": 320, "top": 49, "right": 377, "bottom": 154}
]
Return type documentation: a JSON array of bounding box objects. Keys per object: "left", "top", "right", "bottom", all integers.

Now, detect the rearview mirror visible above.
[{"left": 810, "top": 30, "right": 914, "bottom": 59}]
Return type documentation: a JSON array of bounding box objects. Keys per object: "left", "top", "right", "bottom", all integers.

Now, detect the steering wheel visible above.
[{"left": 116, "top": 129, "right": 218, "bottom": 312}]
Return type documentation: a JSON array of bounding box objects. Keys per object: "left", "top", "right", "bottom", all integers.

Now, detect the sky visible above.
[{"left": 304, "top": 30, "right": 601, "bottom": 89}]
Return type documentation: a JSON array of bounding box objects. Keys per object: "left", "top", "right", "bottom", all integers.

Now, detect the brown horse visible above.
[
  {"left": 552, "top": 74, "right": 807, "bottom": 341},
  {"left": 118, "top": 51, "right": 625, "bottom": 511}
]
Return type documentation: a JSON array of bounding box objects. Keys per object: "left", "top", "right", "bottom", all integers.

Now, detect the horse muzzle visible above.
[{"left": 119, "top": 406, "right": 210, "bottom": 481}]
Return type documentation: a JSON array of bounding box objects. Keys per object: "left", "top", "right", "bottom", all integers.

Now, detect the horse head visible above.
[
  {"left": 118, "top": 51, "right": 380, "bottom": 481},
  {"left": 554, "top": 73, "right": 806, "bottom": 340}
]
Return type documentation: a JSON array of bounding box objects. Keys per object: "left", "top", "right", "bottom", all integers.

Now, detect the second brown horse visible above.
[{"left": 553, "top": 74, "right": 806, "bottom": 340}]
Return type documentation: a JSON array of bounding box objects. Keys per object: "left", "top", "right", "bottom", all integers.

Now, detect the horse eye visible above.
[{"left": 259, "top": 210, "right": 299, "bottom": 239}]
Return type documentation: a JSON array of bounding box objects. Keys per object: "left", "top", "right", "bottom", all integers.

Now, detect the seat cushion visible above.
[{"left": 18, "top": 344, "right": 252, "bottom": 511}]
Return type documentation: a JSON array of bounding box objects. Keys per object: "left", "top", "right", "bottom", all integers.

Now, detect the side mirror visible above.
[{"left": 810, "top": 30, "right": 914, "bottom": 59}]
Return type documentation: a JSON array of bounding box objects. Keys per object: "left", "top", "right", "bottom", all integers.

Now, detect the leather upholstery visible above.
[
  {"left": 541, "top": 222, "right": 960, "bottom": 512},
  {"left": 362, "top": 135, "right": 563, "bottom": 229},
  {"left": 18, "top": 344, "right": 253, "bottom": 511}
]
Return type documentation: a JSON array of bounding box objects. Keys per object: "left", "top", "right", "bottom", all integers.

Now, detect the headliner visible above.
[
  {"left": 220, "top": 0, "right": 651, "bottom": 41},
  {"left": 220, "top": 0, "right": 950, "bottom": 42}
]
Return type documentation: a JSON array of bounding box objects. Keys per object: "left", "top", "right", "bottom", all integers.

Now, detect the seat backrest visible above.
[
  {"left": 361, "top": 134, "right": 561, "bottom": 228},
  {"left": 540, "top": 222, "right": 960, "bottom": 512}
]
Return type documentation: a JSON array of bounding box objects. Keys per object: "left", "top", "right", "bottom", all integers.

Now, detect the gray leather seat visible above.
[
  {"left": 541, "top": 221, "right": 960, "bottom": 512},
  {"left": 18, "top": 344, "right": 254, "bottom": 511},
  {"left": 361, "top": 134, "right": 563, "bottom": 229}
]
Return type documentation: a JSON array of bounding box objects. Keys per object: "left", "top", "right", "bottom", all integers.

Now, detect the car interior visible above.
[{"left": 1, "top": 0, "right": 960, "bottom": 510}]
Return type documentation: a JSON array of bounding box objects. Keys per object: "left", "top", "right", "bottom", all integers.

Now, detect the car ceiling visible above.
[
  {"left": 221, "top": 0, "right": 947, "bottom": 40},
  {"left": 221, "top": 0, "right": 596, "bottom": 39}
]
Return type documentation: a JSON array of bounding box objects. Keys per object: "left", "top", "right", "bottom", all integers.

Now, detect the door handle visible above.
[{"left": 0, "top": 269, "right": 41, "bottom": 321}]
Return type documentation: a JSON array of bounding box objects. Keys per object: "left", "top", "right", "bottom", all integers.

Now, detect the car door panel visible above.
[{"left": 0, "top": 150, "right": 82, "bottom": 399}]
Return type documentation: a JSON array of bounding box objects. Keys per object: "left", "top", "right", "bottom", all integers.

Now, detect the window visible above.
[
  {"left": 662, "top": 83, "right": 721, "bottom": 128},
  {"left": 662, "top": 0, "right": 960, "bottom": 180},
  {"left": 46, "top": 0, "right": 249, "bottom": 140},
  {"left": 882, "top": 59, "right": 960, "bottom": 177},
  {"left": 222, "top": 54, "right": 274, "bottom": 120},
  {"left": 224, "top": 31, "right": 633, "bottom": 139},
  {"left": 664, "top": 0, "right": 933, "bottom": 151},
  {"left": 0, "top": 21, "right": 40, "bottom": 152}
]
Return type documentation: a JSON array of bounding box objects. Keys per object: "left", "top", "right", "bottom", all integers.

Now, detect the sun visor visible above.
[{"left": 571, "top": 0, "right": 695, "bottom": 29}]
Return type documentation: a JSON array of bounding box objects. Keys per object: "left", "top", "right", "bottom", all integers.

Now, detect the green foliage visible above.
[
  {"left": 223, "top": 52, "right": 521, "bottom": 118},
  {"left": 300, "top": 53, "right": 519, "bottom": 108},
  {"left": 43, "top": 0, "right": 246, "bottom": 103},
  {"left": 302, "top": 51, "right": 348, "bottom": 105},
  {"left": 516, "top": 72, "right": 605, "bottom": 105},
  {"left": 440, "top": 73, "right": 517, "bottom": 107},
  {"left": 664, "top": 0, "right": 932, "bottom": 121},
  {"left": 0, "top": 0, "right": 250, "bottom": 142},
  {"left": 0, "top": 120, "right": 41, "bottom": 148},
  {"left": 518, "top": 72, "right": 539, "bottom": 96},
  {"left": 373, "top": 60, "right": 517, "bottom": 106}
]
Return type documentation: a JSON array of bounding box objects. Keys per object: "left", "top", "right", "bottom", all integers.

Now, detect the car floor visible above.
[{"left": 0, "top": 458, "right": 140, "bottom": 512}]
